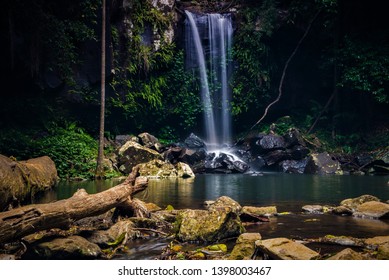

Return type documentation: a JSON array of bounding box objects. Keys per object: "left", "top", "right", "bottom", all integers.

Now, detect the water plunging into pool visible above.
[{"left": 185, "top": 10, "right": 233, "bottom": 148}]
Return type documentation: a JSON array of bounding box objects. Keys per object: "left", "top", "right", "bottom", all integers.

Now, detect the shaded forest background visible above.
[{"left": 0, "top": 0, "right": 388, "bottom": 179}]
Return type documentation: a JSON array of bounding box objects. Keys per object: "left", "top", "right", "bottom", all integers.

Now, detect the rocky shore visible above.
[{"left": 1, "top": 192, "right": 388, "bottom": 260}]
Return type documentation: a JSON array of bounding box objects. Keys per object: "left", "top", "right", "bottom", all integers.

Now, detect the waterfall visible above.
[{"left": 185, "top": 11, "right": 233, "bottom": 148}]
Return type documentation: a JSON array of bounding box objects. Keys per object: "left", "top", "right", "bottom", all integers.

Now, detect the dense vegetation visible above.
[{"left": 0, "top": 0, "right": 388, "bottom": 179}]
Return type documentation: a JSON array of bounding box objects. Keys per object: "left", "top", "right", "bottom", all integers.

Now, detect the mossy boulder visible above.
[
  {"left": 229, "top": 233, "right": 262, "bottom": 260},
  {"left": 32, "top": 236, "right": 102, "bottom": 259},
  {"left": 176, "top": 209, "right": 245, "bottom": 242},
  {"left": 135, "top": 159, "right": 195, "bottom": 178},
  {"left": 255, "top": 238, "right": 319, "bottom": 260},
  {"left": 0, "top": 155, "right": 58, "bottom": 210},
  {"left": 118, "top": 141, "right": 163, "bottom": 174}
]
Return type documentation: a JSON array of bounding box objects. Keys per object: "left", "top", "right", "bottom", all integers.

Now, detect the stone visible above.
[
  {"left": 138, "top": 132, "right": 162, "bottom": 151},
  {"left": 263, "top": 150, "right": 289, "bottom": 166},
  {"left": 364, "top": 236, "right": 389, "bottom": 247},
  {"left": 327, "top": 248, "right": 366, "bottom": 260},
  {"left": 289, "top": 145, "right": 310, "bottom": 160},
  {"left": 229, "top": 233, "right": 262, "bottom": 260},
  {"left": 184, "top": 133, "right": 206, "bottom": 149},
  {"left": 242, "top": 206, "right": 277, "bottom": 217},
  {"left": 282, "top": 128, "right": 306, "bottom": 148},
  {"left": 115, "top": 135, "right": 134, "bottom": 146},
  {"left": 33, "top": 236, "right": 102, "bottom": 259},
  {"left": 204, "top": 152, "right": 249, "bottom": 173},
  {"left": 118, "top": 141, "right": 163, "bottom": 174},
  {"left": 256, "top": 135, "right": 286, "bottom": 151},
  {"left": 377, "top": 243, "right": 389, "bottom": 260},
  {"left": 176, "top": 162, "right": 195, "bottom": 178},
  {"left": 208, "top": 196, "right": 242, "bottom": 214},
  {"left": 353, "top": 201, "right": 389, "bottom": 219},
  {"left": 279, "top": 159, "right": 307, "bottom": 174},
  {"left": 304, "top": 152, "right": 342, "bottom": 175},
  {"left": 0, "top": 155, "right": 58, "bottom": 210},
  {"left": 176, "top": 209, "right": 244, "bottom": 243},
  {"left": 332, "top": 205, "right": 353, "bottom": 216},
  {"left": 255, "top": 238, "right": 319, "bottom": 260},
  {"left": 107, "top": 220, "right": 138, "bottom": 242},
  {"left": 302, "top": 205, "right": 323, "bottom": 214},
  {"left": 136, "top": 159, "right": 177, "bottom": 178},
  {"left": 340, "top": 194, "right": 380, "bottom": 211},
  {"left": 179, "top": 148, "right": 207, "bottom": 165}
]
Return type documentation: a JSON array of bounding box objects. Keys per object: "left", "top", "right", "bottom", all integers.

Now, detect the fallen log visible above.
[{"left": 0, "top": 166, "right": 147, "bottom": 244}]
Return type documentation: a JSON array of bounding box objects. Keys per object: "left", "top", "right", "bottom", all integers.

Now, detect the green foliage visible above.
[
  {"left": 232, "top": 0, "right": 277, "bottom": 115},
  {"left": 337, "top": 38, "right": 389, "bottom": 103},
  {"left": 36, "top": 123, "right": 98, "bottom": 179},
  {"left": 0, "top": 123, "right": 98, "bottom": 180},
  {"left": 110, "top": 0, "right": 174, "bottom": 113}
]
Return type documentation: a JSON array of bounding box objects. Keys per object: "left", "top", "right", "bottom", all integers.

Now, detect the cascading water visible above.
[
  {"left": 185, "top": 10, "right": 250, "bottom": 173},
  {"left": 185, "top": 11, "right": 233, "bottom": 148}
]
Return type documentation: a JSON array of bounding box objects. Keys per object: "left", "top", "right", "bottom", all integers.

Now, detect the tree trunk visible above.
[
  {"left": 96, "top": 0, "right": 106, "bottom": 179},
  {"left": 0, "top": 167, "right": 147, "bottom": 244}
]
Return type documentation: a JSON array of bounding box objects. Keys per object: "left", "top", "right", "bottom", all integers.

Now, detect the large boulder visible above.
[
  {"left": 229, "top": 233, "right": 262, "bottom": 260},
  {"left": 353, "top": 201, "right": 389, "bottom": 219},
  {"left": 256, "top": 135, "right": 286, "bottom": 151},
  {"left": 31, "top": 236, "right": 102, "bottom": 259},
  {"left": 117, "top": 141, "right": 163, "bottom": 174},
  {"left": 304, "top": 152, "right": 342, "bottom": 174},
  {"left": 255, "top": 238, "right": 319, "bottom": 260},
  {"left": 176, "top": 209, "right": 245, "bottom": 243},
  {"left": 0, "top": 155, "right": 58, "bottom": 210}
]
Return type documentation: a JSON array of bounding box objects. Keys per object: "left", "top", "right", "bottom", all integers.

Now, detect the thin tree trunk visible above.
[
  {"left": 96, "top": 0, "right": 106, "bottom": 178},
  {"left": 250, "top": 10, "right": 321, "bottom": 130},
  {"left": 0, "top": 167, "right": 147, "bottom": 244}
]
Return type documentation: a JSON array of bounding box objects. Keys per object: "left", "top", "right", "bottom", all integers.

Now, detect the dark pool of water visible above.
[{"left": 38, "top": 173, "right": 389, "bottom": 259}]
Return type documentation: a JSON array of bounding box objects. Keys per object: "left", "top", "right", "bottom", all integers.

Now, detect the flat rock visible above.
[
  {"left": 242, "top": 206, "right": 277, "bottom": 216},
  {"left": 255, "top": 238, "right": 319, "bottom": 260},
  {"left": 229, "top": 233, "right": 262, "bottom": 260},
  {"left": 364, "top": 236, "right": 389, "bottom": 246},
  {"left": 353, "top": 201, "right": 389, "bottom": 219},
  {"left": 327, "top": 248, "right": 366, "bottom": 260},
  {"left": 33, "top": 236, "right": 102, "bottom": 259},
  {"left": 302, "top": 205, "right": 323, "bottom": 214},
  {"left": 340, "top": 195, "right": 380, "bottom": 211}
]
